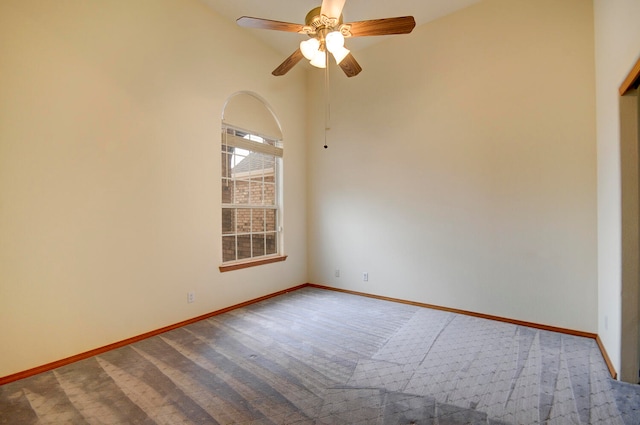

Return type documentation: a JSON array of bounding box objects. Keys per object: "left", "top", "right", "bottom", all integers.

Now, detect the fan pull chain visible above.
[{"left": 324, "top": 50, "right": 330, "bottom": 149}]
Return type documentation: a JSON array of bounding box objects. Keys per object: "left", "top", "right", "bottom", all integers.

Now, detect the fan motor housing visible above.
[
  {"left": 305, "top": 7, "right": 343, "bottom": 29},
  {"left": 303, "top": 7, "right": 350, "bottom": 39}
]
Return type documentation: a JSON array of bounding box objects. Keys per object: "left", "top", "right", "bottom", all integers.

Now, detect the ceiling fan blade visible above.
[
  {"left": 321, "top": 0, "right": 346, "bottom": 19},
  {"left": 237, "top": 16, "right": 303, "bottom": 33},
  {"left": 272, "top": 48, "right": 305, "bottom": 76},
  {"left": 339, "top": 53, "right": 362, "bottom": 78},
  {"left": 347, "top": 16, "right": 416, "bottom": 37}
]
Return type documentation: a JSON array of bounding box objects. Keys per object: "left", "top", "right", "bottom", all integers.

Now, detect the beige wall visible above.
[
  {"left": 594, "top": 0, "right": 640, "bottom": 379},
  {"left": 5, "top": 0, "right": 629, "bottom": 381},
  {"left": 308, "top": 0, "right": 597, "bottom": 332},
  {"left": 0, "top": 0, "right": 308, "bottom": 377}
]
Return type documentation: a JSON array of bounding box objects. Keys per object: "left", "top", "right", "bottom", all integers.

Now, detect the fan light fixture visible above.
[
  {"left": 237, "top": 2, "right": 416, "bottom": 77},
  {"left": 325, "top": 31, "right": 350, "bottom": 64},
  {"left": 309, "top": 49, "right": 327, "bottom": 68},
  {"left": 300, "top": 30, "right": 350, "bottom": 68},
  {"left": 300, "top": 38, "right": 320, "bottom": 60}
]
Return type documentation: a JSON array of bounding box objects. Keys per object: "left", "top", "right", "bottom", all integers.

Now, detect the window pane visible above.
[
  {"left": 235, "top": 180, "right": 250, "bottom": 205},
  {"left": 249, "top": 182, "right": 263, "bottom": 205},
  {"left": 252, "top": 209, "right": 265, "bottom": 232},
  {"left": 252, "top": 234, "right": 265, "bottom": 257},
  {"left": 222, "top": 236, "right": 236, "bottom": 262},
  {"left": 266, "top": 232, "right": 277, "bottom": 255},
  {"left": 237, "top": 208, "right": 251, "bottom": 233},
  {"left": 249, "top": 154, "right": 263, "bottom": 179},
  {"left": 231, "top": 150, "right": 248, "bottom": 175},
  {"left": 221, "top": 179, "right": 233, "bottom": 204},
  {"left": 265, "top": 209, "right": 276, "bottom": 232},
  {"left": 264, "top": 183, "right": 276, "bottom": 205},
  {"left": 221, "top": 152, "right": 232, "bottom": 179},
  {"left": 222, "top": 208, "right": 235, "bottom": 234},
  {"left": 231, "top": 149, "right": 249, "bottom": 176},
  {"left": 221, "top": 124, "right": 281, "bottom": 264},
  {"left": 237, "top": 235, "right": 252, "bottom": 260},
  {"left": 262, "top": 154, "right": 275, "bottom": 183}
]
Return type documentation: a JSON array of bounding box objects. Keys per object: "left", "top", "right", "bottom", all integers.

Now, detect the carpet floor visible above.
[{"left": 1, "top": 287, "right": 639, "bottom": 424}]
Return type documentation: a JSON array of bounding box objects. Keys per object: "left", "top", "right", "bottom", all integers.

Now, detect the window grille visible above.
[{"left": 221, "top": 125, "right": 282, "bottom": 263}]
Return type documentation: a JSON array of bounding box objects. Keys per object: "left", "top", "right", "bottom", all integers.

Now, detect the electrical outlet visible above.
[
  {"left": 187, "top": 292, "right": 195, "bottom": 304},
  {"left": 335, "top": 269, "right": 340, "bottom": 278},
  {"left": 363, "top": 272, "right": 368, "bottom": 282}
]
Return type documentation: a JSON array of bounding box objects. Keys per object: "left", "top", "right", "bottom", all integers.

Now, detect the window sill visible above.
[{"left": 219, "top": 255, "right": 288, "bottom": 273}]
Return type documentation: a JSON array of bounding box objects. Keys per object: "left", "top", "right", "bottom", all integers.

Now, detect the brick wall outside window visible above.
[{"left": 221, "top": 135, "right": 280, "bottom": 263}]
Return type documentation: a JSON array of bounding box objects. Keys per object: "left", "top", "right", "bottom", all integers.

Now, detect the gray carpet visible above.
[{"left": 1, "top": 287, "right": 639, "bottom": 424}]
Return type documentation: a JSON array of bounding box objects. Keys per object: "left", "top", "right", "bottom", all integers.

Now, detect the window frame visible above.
[{"left": 220, "top": 124, "right": 285, "bottom": 271}]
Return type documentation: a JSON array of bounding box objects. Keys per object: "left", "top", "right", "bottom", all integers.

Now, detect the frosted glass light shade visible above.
[
  {"left": 325, "top": 31, "right": 345, "bottom": 53},
  {"left": 300, "top": 38, "right": 320, "bottom": 60},
  {"left": 331, "top": 46, "right": 350, "bottom": 64},
  {"left": 309, "top": 50, "right": 326, "bottom": 68}
]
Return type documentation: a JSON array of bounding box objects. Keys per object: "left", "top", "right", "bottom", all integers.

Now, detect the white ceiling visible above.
[{"left": 200, "top": 0, "right": 481, "bottom": 56}]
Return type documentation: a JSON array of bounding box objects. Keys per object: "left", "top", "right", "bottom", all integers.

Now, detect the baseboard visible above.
[
  {"left": 596, "top": 335, "right": 618, "bottom": 380},
  {"left": 0, "top": 284, "right": 308, "bottom": 386},
  {"left": 307, "top": 283, "right": 619, "bottom": 380},
  {"left": 1, "top": 282, "right": 618, "bottom": 385}
]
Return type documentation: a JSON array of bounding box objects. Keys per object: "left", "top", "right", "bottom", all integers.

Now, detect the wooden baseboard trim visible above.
[
  {"left": 308, "top": 284, "right": 618, "bottom": 379},
  {"left": 596, "top": 335, "right": 618, "bottom": 380},
  {"left": 0, "top": 283, "right": 308, "bottom": 386},
  {"left": 2, "top": 282, "right": 618, "bottom": 385}
]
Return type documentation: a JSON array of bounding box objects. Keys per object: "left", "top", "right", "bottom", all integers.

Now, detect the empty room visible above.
[{"left": 1, "top": 0, "right": 640, "bottom": 423}]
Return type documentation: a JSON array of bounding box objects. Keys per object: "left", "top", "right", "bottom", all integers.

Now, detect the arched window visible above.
[{"left": 220, "top": 92, "right": 284, "bottom": 269}]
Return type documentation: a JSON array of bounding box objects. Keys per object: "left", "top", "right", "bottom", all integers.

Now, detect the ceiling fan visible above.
[{"left": 237, "top": 0, "right": 416, "bottom": 77}]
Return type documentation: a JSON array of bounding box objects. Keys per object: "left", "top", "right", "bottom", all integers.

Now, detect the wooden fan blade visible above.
[
  {"left": 339, "top": 53, "right": 362, "bottom": 77},
  {"left": 347, "top": 16, "right": 416, "bottom": 37},
  {"left": 272, "top": 48, "right": 305, "bottom": 76},
  {"left": 237, "top": 16, "right": 303, "bottom": 33},
  {"left": 321, "top": 0, "right": 346, "bottom": 19}
]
